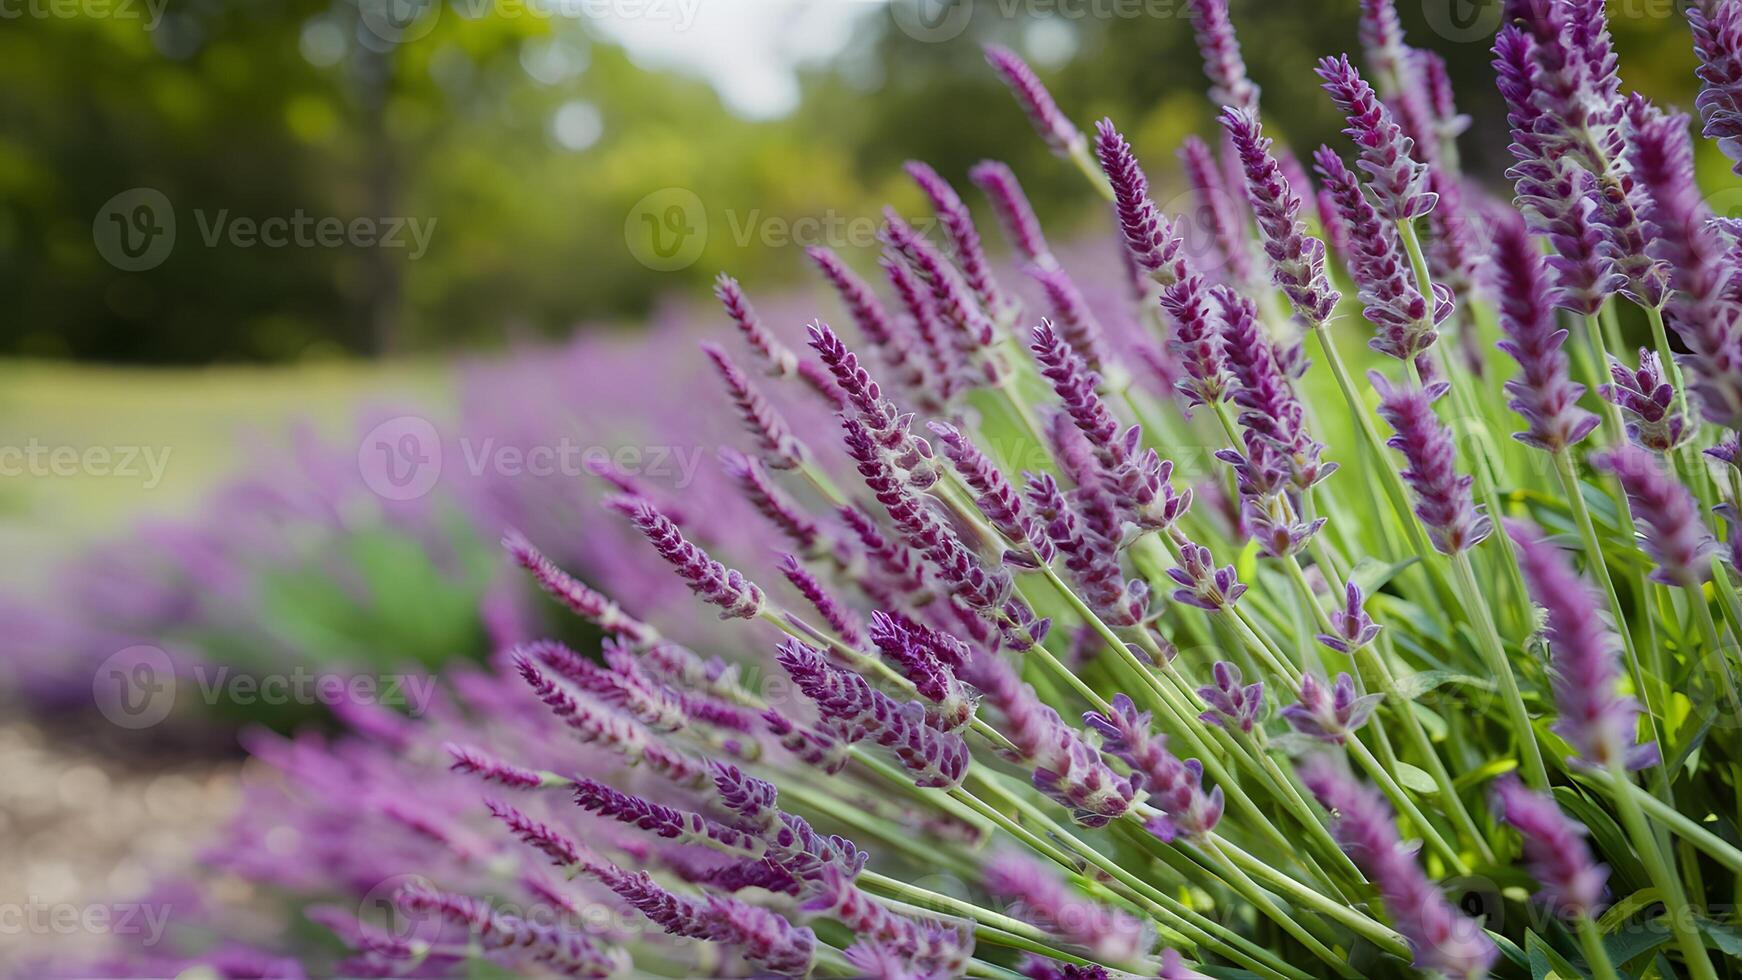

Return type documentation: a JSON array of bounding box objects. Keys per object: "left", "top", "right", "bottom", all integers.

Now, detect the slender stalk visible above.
[
  {"left": 1575, "top": 914, "right": 1621, "bottom": 980},
  {"left": 1606, "top": 760, "right": 1719, "bottom": 980},
  {"left": 1449, "top": 551, "right": 1551, "bottom": 789}
]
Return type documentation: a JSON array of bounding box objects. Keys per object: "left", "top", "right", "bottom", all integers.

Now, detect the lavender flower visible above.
[
  {"left": 1592, "top": 445, "right": 1718, "bottom": 586},
  {"left": 515, "top": 653, "right": 706, "bottom": 786},
  {"left": 1315, "top": 54, "right": 1436, "bottom": 221},
  {"left": 487, "top": 798, "right": 587, "bottom": 869},
  {"left": 1095, "top": 119, "right": 1185, "bottom": 283},
  {"left": 1627, "top": 107, "right": 1742, "bottom": 428},
  {"left": 1491, "top": 775, "right": 1610, "bottom": 917},
  {"left": 1028, "top": 263, "right": 1112, "bottom": 377},
  {"left": 1031, "top": 320, "right": 1187, "bottom": 532},
  {"left": 807, "top": 865, "right": 974, "bottom": 975},
  {"left": 395, "top": 882, "right": 628, "bottom": 978},
  {"left": 503, "top": 530, "right": 658, "bottom": 645},
  {"left": 1167, "top": 538, "right": 1246, "bottom": 611},
  {"left": 1084, "top": 693, "right": 1223, "bottom": 841},
  {"left": 1602, "top": 349, "right": 1689, "bottom": 452},
  {"left": 969, "top": 160, "right": 1053, "bottom": 267},
  {"left": 718, "top": 448, "right": 827, "bottom": 558},
  {"left": 1314, "top": 146, "right": 1445, "bottom": 361},
  {"left": 868, "top": 611, "right": 975, "bottom": 731},
  {"left": 984, "top": 44, "right": 1085, "bottom": 158},
  {"left": 1280, "top": 673, "right": 1382, "bottom": 745},
  {"left": 1158, "top": 273, "right": 1229, "bottom": 410},
  {"left": 881, "top": 210, "right": 1006, "bottom": 386},
  {"left": 929, "top": 420, "right": 1051, "bottom": 568},
  {"left": 1179, "top": 134, "right": 1256, "bottom": 287},
  {"left": 1220, "top": 107, "right": 1340, "bottom": 325},
  {"left": 807, "top": 245, "right": 933, "bottom": 400},
  {"left": 446, "top": 743, "right": 551, "bottom": 789},
  {"left": 596, "top": 865, "right": 816, "bottom": 977},
  {"left": 970, "top": 653, "right": 1142, "bottom": 827},
  {"left": 1214, "top": 284, "right": 1331, "bottom": 495},
  {"left": 1316, "top": 581, "right": 1382, "bottom": 653},
  {"left": 1491, "top": 214, "right": 1599, "bottom": 453},
  {"left": 571, "top": 776, "right": 767, "bottom": 856},
  {"left": 609, "top": 495, "right": 767, "bottom": 619},
  {"left": 1027, "top": 471, "right": 1148, "bottom": 627},
  {"left": 777, "top": 553, "right": 864, "bottom": 646},
  {"left": 1186, "top": 0, "right": 1258, "bottom": 112},
  {"left": 777, "top": 639, "right": 970, "bottom": 789},
  {"left": 1371, "top": 373, "right": 1491, "bottom": 553},
  {"left": 1196, "top": 661, "right": 1264, "bottom": 734},
  {"left": 808, "top": 320, "right": 939, "bottom": 489},
  {"left": 1690, "top": 0, "right": 1742, "bottom": 174},
  {"left": 762, "top": 709, "right": 851, "bottom": 774},
  {"left": 1506, "top": 519, "right": 1658, "bottom": 770},
  {"left": 712, "top": 274, "right": 840, "bottom": 407},
  {"left": 906, "top": 160, "right": 1018, "bottom": 326},
  {"left": 1300, "top": 757, "right": 1498, "bottom": 977},
  {"left": 983, "top": 851, "right": 1151, "bottom": 963}
]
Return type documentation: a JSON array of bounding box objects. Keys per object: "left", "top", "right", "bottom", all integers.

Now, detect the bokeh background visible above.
[{"left": 0, "top": 0, "right": 1727, "bottom": 965}]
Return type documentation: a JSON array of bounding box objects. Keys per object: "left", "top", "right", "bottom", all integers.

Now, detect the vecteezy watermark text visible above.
[
  {"left": 0, "top": 899, "right": 172, "bottom": 947},
  {"left": 0, "top": 440, "right": 171, "bottom": 488},
  {"left": 0, "top": 0, "right": 167, "bottom": 28}
]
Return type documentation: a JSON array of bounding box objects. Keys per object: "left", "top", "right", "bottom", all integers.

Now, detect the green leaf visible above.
[
  {"left": 1393, "top": 760, "right": 1438, "bottom": 795},
  {"left": 1451, "top": 756, "right": 1517, "bottom": 792},
  {"left": 1391, "top": 669, "right": 1495, "bottom": 701},
  {"left": 1696, "top": 916, "right": 1742, "bottom": 956},
  {"left": 1234, "top": 537, "right": 1260, "bottom": 585},
  {"left": 1596, "top": 889, "right": 1661, "bottom": 935},
  {"left": 1527, "top": 929, "right": 1584, "bottom": 980},
  {"left": 1601, "top": 922, "right": 1670, "bottom": 972},
  {"left": 1347, "top": 555, "right": 1419, "bottom": 596}
]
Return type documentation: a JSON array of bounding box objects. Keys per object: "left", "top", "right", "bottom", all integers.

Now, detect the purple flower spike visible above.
[
  {"left": 701, "top": 343, "right": 809, "bottom": 471},
  {"left": 907, "top": 160, "right": 1018, "bottom": 327},
  {"left": 1316, "top": 581, "right": 1382, "bottom": 653},
  {"left": 1214, "top": 284, "right": 1332, "bottom": 493},
  {"left": 1627, "top": 109, "right": 1742, "bottom": 428},
  {"left": 1492, "top": 215, "right": 1599, "bottom": 453},
  {"left": 1314, "top": 147, "right": 1444, "bottom": 362},
  {"left": 1196, "top": 661, "right": 1264, "bottom": 734},
  {"left": 487, "top": 798, "right": 587, "bottom": 869},
  {"left": 969, "top": 654, "right": 1141, "bottom": 827},
  {"left": 777, "top": 639, "right": 970, "bottom": 789},
  {"left": 1031, "top": 320, "right": 1187, "bottom": 533},
  {"left": 984, "top": 851, "right": 1151, "bottom": 963},
  {"left": 1507, "top": 519, "right": 1657, "bottom": 771},
  {"left": 868, "top": 611, "right": 975, "bottom": 731},
  {"left": 985, "top": 44, "right": 1085, "bottom": 158},
  {"left": 1027, "top": 472, "right": 1148, "bottom": 628},
  {"left": 1315, "top": 54, "right": 1436, "bottom": 221},
  {"left": 1590, "top": 445, "right": 1717, "bottom": 587},
  {"left": 777, "top": 554, "right": 864, "bottom": 647},
  {"left": 395, "top": 883, "right": 628, "bottom": 978},
  {"left": 1492, "top": 775, "right": 1610, "bottom": 917},
  {"left": 762, "top": 709, "right": 851, "bottom": 775},
  {"left": 1300, "top": 757, "right": 1497, "bottom": 977},
  {"left": 446, "top": 743, "right": 550, "bottom": 789},
  {"left": 806, "top": 865, "right": 974, "bottom": 976},
  {"left": 572, "top": 776, "right": 768, "bottom": 857},
  {"left": 1601, "top": 348, "right": 1688, "bottom": 453},
  {"left": 881, "top": 210, "right": 1006, "bottom": 387},
  {"left": 1186, "top": 0, "right": 1258, "bottom": 113},
  {"left": 970, "top": 160, "right": 1053, "bottom": 267},
  {"left": 1083, "top": 694, "right": 1223, "bottom": 841},
  {"left": 808, "top": 320, "right": 939, "bottom": 489},
  {"left": 609, "top": 495, "right": 767, "bottom": 619},
  {"left": 1691, "top": 0, "right": 1742, "bottom": 174},
  {"left": 1167, "top": 538, "right": 1246, "bottom": 611},
  {"left": 807, "top": 245, "right": 933, "bottom": 401},
  {"left": 503, "top": 530, "right": 658, "bottom": 645},
  {"left": 1095, "top": 119, "right": 1185, "bottom": 284},
  {"left": 1028, "top": 263, "right": 1112, "bottom": 377},
  {"left": 719, "top": 448, "right": 827, "bottom": 559},
  {"left": 1220, "top": 107, "right": 1340, "bottom": 326},
  {"left": 713, "top": 274, "right": 840, "bottom": 408},
  {"left": 1370, "top": 373, "right": 1491, "bottom": 554},
  {"left": 1159, "top": 274, "right": 1230, "bottom": 410},
  {"left": 1179, "top": 134, "right": 1256, "bottom": 287},
  {"left": 1280, "top": 672, "right": 1382, "bottom": 745},
  {"left": 515, "top": 653, "right": 707, "bottom": 786},
  {"left": 930, "top": 420, "right": 1051, "bottom": 568}
]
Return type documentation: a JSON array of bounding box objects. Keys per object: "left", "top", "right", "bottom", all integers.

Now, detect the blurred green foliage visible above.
[{"left": 0, "top": 0, "right": 1714, "bottom": 363}]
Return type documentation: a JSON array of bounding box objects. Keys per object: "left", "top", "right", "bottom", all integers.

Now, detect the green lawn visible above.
[{"left": 0, "top": 358, "right": 451, "bottom": 590}]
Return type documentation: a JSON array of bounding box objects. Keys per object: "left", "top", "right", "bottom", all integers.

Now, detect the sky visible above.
[{"left": 586, "top": 0, "right": 886, "bottom": 119}]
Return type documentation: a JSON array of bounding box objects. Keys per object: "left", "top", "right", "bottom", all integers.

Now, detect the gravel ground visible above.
[{"left": 0, "top": 720, "right": 241, "bottom": 966}]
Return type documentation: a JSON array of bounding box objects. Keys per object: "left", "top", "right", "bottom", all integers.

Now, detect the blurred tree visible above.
[{"left": 0, "top": 0, "right": 1714, "bottom": 363}]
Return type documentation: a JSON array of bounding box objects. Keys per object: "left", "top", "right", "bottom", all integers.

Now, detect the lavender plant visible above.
[{"left": 66, "top": 3, "right": 1742, "bottom": 979}]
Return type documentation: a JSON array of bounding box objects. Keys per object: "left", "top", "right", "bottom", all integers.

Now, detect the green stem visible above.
[
  {"left": 1575, "top": 913, "right": 1621, "bottom": 980},
  {"left": 1607, "top": 760, "right": 1719, "bottom": 980},
  {"left": 1449, "top": 551, "right": 1551, "bottom": 789}
]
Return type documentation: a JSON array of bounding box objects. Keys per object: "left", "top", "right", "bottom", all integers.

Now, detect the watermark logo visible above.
[
  {"left": 358, "top": 0, "right": 440, "bottom": 44},
  {"left": 890, "top": 0, "right": 974, "bottom": 42},
  {"left": 92, "top": 645, "right": 177, "bottom": 729},
  {"left": 359, "top": 415, "right": 444, "bottom": 501},
  {"left": 0, "top": 440, "right": 173, "bottom": 488},
  {"left": 357, "top": 875, "right": 443, "bottom": 951},
  {"left": 625, "top": 187, "right": 707, "bottom": 271},
  {"left": 1421, "top": 0, "right": 1504, "bottom": 42},
  {"left": 93, "top": 188, "right": 176, "bottom": 272}
]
